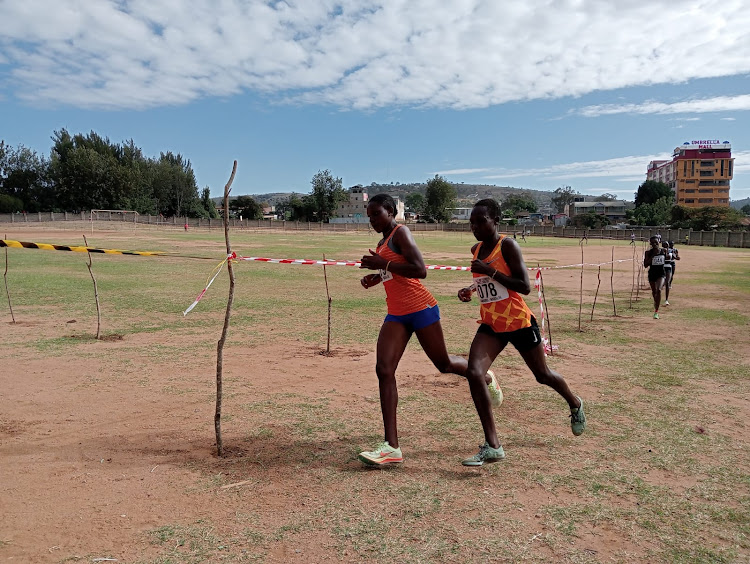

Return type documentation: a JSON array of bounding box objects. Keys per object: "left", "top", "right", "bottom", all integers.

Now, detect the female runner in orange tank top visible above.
[
  {"left": 456, "top": 199, "right": 586, "bottom": 466},
  {"left": 357, "top": 194, "right": 501, "bottom": 467}
]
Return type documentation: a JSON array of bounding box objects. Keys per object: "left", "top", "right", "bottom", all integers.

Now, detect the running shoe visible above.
[
  {"left": 653, "top": 312, "right": 660, "bottom": 319},
  {"left": 462, "top": 442, "right": 505, "bottom": 466},
  {"left": 358, "top": 441, "right": 403, "bottom": 466},
  {"left": 487, "top": 369, "right": 503, "bottom": 408},
  {"left": 570, "top": 396, "right": 586, "bottom": 436},
  {"left": 664, "top": 300, "right": 670, "bottom": 306}
]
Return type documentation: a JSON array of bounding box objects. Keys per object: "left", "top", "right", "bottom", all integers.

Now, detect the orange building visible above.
[{"left": 647, "top": 140, "right": 733, "bottom": 208}]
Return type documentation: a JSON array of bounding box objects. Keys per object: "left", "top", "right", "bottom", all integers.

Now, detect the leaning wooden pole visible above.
[
  {"left": 82, "top": 235, "right": 102, "bottom": 339},
  {"left": 215, "top": 160, "right": 238, "bottom": 457},
  {"left": 4, "top": 233, "right": 16, "bottom": 323},
  {"left": 590, "top": 265, "right": 601, "bottom": 321},
  {"left": 577, "top": 242, "right": 584, "bottom": 331},
  {"left": 322, "top": 253, "right": 332, "bottom": 355},
  {"left": 539, "top": 269, "right": 553, "bottom": 354},
  {"left": 610, "top": 246, "right": 618, "bottom": 317}
]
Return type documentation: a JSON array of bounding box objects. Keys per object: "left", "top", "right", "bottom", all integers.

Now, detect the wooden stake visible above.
[
  {"left": 215, "top": 160, "right": 238, "bottom": 457},
  {"left": 578, "top": 241, "right": 584, "bottom": 332},
  {"left": 610, "top": 246, "right": 618, "bottom": 317},
  {"left": 82, "top": 235, "right": 101, "bottom": 339},
  {"left": 323, "top": 253, "right": 332, "bottom": 354},
  {"left": 4, "top": 233, "right": 15, "bottom": 323},
  {"left": 538, "top": 267, "right": 553, "bottom": 355},
  {"left": 590, "top": 265, "right": 601, "bottom": 321}
]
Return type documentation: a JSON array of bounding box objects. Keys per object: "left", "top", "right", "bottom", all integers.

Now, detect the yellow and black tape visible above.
[{"left": 0, "top": 239, "right": 165, "bottom": 257}]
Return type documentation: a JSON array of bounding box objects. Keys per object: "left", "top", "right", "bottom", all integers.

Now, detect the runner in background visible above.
[
  {"left": 644, "top": 235, "right": 667, "bottom": 319},
  {"left": 662, "top": 241, "right": 673, "bottom": 305},
  {"left": 357, "top": 194, "right": 501, "bottom": 467},
  {"left": 668, "top": 240, "right": 680, "bottom": 286},
  {"left": 456, "top": 198, "right": 586, "bottom": 467}
]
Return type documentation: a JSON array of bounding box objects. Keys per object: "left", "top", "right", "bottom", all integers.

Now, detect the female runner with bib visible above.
[
  {"left": 457, "top": 199, "right": 586, "bottom": 466},
  {"left": 357, "top": 194, "right": 501, "bottom": 467}
]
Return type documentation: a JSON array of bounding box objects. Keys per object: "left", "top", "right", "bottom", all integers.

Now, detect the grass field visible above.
[{"left": 0, "top": 225, "right": 748, "bottom": 563}]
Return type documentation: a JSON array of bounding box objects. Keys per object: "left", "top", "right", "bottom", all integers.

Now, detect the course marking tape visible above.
[
  {"left": 236, "top": 255, "right": 634, "bottom": 271},
  {"left": 0, "top": 238, "right": 165, "bottom": 257}
]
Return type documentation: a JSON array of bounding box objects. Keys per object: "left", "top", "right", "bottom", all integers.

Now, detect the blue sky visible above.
[{"left": 1, "top": 1, "right": 749, "bottom": 201}]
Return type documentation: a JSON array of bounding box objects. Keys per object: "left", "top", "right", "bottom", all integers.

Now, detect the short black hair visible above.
[
  {"left": 368, "top": 193, "right": 396, "bottom": 215},
  {"left": 474, "top": 198, "right": 500, "bottom": 218}
]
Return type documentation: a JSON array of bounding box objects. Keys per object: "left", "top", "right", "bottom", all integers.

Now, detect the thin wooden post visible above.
[
  {"left": 215, "top": 160, "right": 238, "bottom": 457},
  {"left": 610, "top": 247, "right": 617, "bottom": 317},
  {"left": 578, "top": 241, "right": 584, "bottom": 331},
  {"left": 590, "top": 265, "right": 601, "bottom": 321},
  {"left": 3, "top": 233, "right": 16, "bottom": 323},
  {"left": 323, "top": 253, "right": 332, "bottom": 354},
  {"left": 82, "top": 235, "right": 101, "bottom": 339}
]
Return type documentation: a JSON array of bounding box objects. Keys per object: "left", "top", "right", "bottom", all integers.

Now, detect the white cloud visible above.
[
  {"left": 721, "top": 117, "right": 737, "bottom": 121},
  {"left": 1, "top": 0, "right": 749, "bottom": 110},
  {"left": 576, "top": 95, "right": 750, "bottom": 117},
  {"left": 435, "top": 167, "right": 492, "bottom": 175},
  {"left": 479, "top": 154, "right": 671, "bottom": 182}
]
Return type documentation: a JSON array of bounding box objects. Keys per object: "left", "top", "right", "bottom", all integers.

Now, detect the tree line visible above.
[{"left": 0, "top": 131, "right": 219, "bottom": 218}]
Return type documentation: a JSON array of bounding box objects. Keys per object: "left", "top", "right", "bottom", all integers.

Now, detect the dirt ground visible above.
[{"left": 1, "top": 228, "right": 748, "bottom": 563}]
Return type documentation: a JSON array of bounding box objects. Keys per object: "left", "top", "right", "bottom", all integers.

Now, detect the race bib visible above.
[
  {"left": 651, "top": 254, "right": 665, "bottom": 266},
  {"left": 379, "top": 268, "right": 393, "bottom": 282},
  {"left": 473, "top": 276, "right": 509, "bottom": 304}
]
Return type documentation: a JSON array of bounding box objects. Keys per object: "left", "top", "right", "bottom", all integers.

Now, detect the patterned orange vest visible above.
[
  {"left": 377, "top": 225, "right": 438, "bottom": 316},
  {"left": 472, "top": 236, "right": 533, "bottom": 332}
]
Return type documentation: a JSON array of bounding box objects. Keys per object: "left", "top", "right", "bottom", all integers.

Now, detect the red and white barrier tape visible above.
[{"left": 184, "top": 253, "right": 635, "bottom": 314}]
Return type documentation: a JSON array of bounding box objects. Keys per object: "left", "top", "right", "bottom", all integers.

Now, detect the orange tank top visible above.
[
  {"left": 472, "top": 236, "right": 533, "bottom": 332},
  {"left": 377, "top": 225, "right": 438, "bottom": 316}
]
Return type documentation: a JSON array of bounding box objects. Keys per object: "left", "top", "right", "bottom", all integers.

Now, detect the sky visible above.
[{"left": 1, "top": 0, "right": 749, "bottom": 202}]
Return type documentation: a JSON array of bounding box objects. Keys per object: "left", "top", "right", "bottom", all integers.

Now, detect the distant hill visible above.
[
  {"left": 730, "top": 197, "right": 750, "bottom": 210},
  {"left": 223, "top": 182, "right": 632, "bottom": 211}
]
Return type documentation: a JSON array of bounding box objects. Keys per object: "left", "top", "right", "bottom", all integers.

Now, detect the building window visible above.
[
  {"left": 700, "top": 160, "right": 713, "bottom": 167},
  {"left": 685, "top": 189, "right": 695, "bottom": 193},
  {"left": 700, "top": 170, "right": 713, "bottom": 177},
  {"left": 685, "top": 180, "right": 695, "bottom": 184},
  {"left": 685, "top": 199, "right": 695, "bottom": 203},
  {"left": 729, "top": 160, "right": 733, "bottom": 176},
  {"left": 721, "top": 160, "right": 724, "bottom": 176},
  {"left": 698, "top": 189, "right": 713, "bottom": 193},
  {"left": 698, "top": 198, "right": 713, "bottom": 203}
]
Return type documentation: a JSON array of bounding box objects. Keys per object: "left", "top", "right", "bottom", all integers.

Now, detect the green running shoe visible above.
[
  {"left": 462, "top": 442, "right": 505, "bottom": 466},
  {"left": 358, "top": 441, "right": 403, "bottom": 466},
  {"left": 653, "top": 312, "right": 660, "bottom": 319},
  {"left": 570, "top": 396, "right": 586, "bottom": 436}
]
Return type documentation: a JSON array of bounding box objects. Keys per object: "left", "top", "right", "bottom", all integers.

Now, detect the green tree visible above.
[
  {"left": 423, "top": 175, "right": 457, "bottom": 223},
  {"left": 200, "top": 187, "right": 220, "bottom": 218},
  {"left": 310, "top": 169, "right": 345, "bottom": 222},
  {"left": 0, "top": 194, "right": 24, "bottom": 213},
  {"left": 635, "top": 180, "right": 673, "bottom": 207},
  {"left": 0, "top": 142, "right": 51, "bottom": 212},
  {"left": 501, "top": 194, "right": 537, "bottom": 215},
  {"left": 595, "top": 193, "right": 618, "bottom": 201},
  {"left": 551, "top": 186, "right": 578, "bottom": 214},
  {"left": 741, "top": 204, "right": 750, "bottom": 215},
  {"left": 571, "top": 212, "right": 611, "bottom": 229},
  {"left": 405, "top": 192, "right": 425, "bottom": 215},
  {"left": 629, "top": 196, "right": 673, "bottom": 226},
  {"left": 232, "top": 195, "right": 263, "bottom": 220},
  {"left": 673, "top": 206, "right": 745, "bottom": 231}
]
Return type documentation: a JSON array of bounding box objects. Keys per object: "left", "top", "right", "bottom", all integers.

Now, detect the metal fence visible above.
[{"left": 0, "top": 212, "right": 747, "bottom": 248}]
